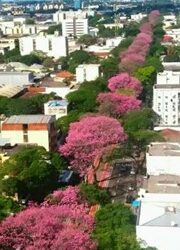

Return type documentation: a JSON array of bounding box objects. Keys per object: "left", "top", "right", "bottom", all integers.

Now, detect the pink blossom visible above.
[
  {"left": 60, "top": 115, "right": 127, "bottom": 175},
  {"left": 108, "top": 72, "right": 142, "bottom": 96},
  {"left": 97, "top": 92, "right": 141, "bottom": 117},
  {"left": 0, "top": 187, "right": 97, "bottom": 250}
]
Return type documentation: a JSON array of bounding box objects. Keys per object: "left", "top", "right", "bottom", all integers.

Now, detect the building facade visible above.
[
  {"left": 0, "top": 72, "right": 34, "bottom": 86},
  {"left": 19, "top": 33, "right": 68, "bottom": 59},
  {"left": 53, "top": 10, "right": 94, "bottom": 24},
  {"left": 62, "top": 18, "right": 88, "bottom": 38},
  {"left": 153, "top": 71, "right": 180, "bottom": 127},
  {"left": 1, "top": 115, "right": 57, "bottom": 151},
  {"left": 76, "top": 64, "right": 101, "bottom": 83},
  {"left": 44, "top": 100, "right": 68, "bottom": 119}
]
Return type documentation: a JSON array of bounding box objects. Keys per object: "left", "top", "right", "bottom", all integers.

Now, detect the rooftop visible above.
[
  {"left": 46, "top": 100, "right": 68, "bottom": 107},
  {"left": 0, "top": 84, "right": 25, "bottom": 98},
  {"left": 137, "top": 193, "right": 180, "bottom": 227},
  {"left": 142, "top": 175, "right": 180, "bottom": 194},
  {"left": 55, "top": 71, "right": 74, "bottom": 78},
  {"left": 147, "top": 143, "right": 180, "bottom": 156},
  {"left": 3, "top": 115, "right": 54, "bottom": 124}
]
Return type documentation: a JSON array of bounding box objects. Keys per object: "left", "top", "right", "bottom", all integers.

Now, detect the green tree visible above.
[
  {"left": 0, "top": 195, "right": 21, "bottom": 221},
  {"left": 124, "top": 22, "right": 140, "bottom": 37},
  {"left": 43, "top": 57, "right": 54, "bottom": 68},
  {"left": 0, "top": 146, "right": 67, "bottom": 201},
  {"left": 78, "top": 34, "right": 97, "bottom": 46},
  {"left": 56, "top": 110, "right": 81, "bottom": 134},
  {"left": 66, "top": 78, "right": 106, "bottom": 112},
  {"left": 80, "top": 183, "right": 110, "bottom": 206},
  {"left": 134, "top": 66, "right": 156, "bottom": 105},
  {"left": 47, "top": 24, "right": 62, "bottom": 35},
  {"left": 93, "top": 203, "right": 139, "bottom": 250},
  {"left": 122, "top": 108, "right": 157, "bottom": 133},
  {"left": 101, "top": 56, "right": 119, "bottom": 78},
  {"left": 68, "top": 50, "right": 99, "bottom": 73}
]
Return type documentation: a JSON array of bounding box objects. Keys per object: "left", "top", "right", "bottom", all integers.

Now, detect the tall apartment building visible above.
[
  {"left": 153, "top": 71, "right": 180, "bottom": 128},
  {"left": 19, "top": 33, "right": 68, "bottom": 59},
  {"left": 62, "top": 18, "right": 88, "bottom": 38},
  {"left": 1, "top": 115, "right": 57, "bottom": 151}
]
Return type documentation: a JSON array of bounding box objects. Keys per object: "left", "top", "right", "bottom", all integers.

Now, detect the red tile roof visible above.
[{"left": 55, "top": 71, "right": 74, "bottom": 78}]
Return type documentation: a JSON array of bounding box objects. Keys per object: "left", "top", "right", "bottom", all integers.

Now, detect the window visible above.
[
  {"left": 23, "top": 134, "right": 28, "bottom": 143},
  {"left": 48, "top": 40, "right": 52, "bottom": 51},
  {"left": 33, "top": 39, "right": 36, "bottom": 50}
]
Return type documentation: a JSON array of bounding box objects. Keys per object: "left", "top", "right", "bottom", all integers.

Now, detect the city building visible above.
[
  {"left": 76, "top": 64, "right": 101, "bottom": 83},
  {"left": 62, "top": 18, "right": 88, "bottom": 38},
  {"left": 0, "top": 21, "right": 50, "bottom": 36},
  {"left": 44, "top": 100, "right": 68, "bottom": 119},
  {"left": 0, "top": 71, "right": 34, "bottom": 86},
  {"left": 74, "top": 0, "right": 82, "bottom": 10},
  {"left": 146, "top": 142, "right": 180, "bottom": 176},
  {"left": 1, "top": 115, "right": 57, "bottom": 151},
  {"left": 53, "top": 10, "right": 94, "bottom": 24},
  {"left": 0, "top": 38, "right": 16, "bottom": 54},
  {"left": 136, "top": 193, "right": 180, "bottom": 250},
  {"left": 54, "top": 71, "right": 74, "bottom": 82},
  {"left": 19, "top": 33, "right": 68, "bottom": 59},
  {"left": 153, "top": 70, "right": 180, "bottom": 128},
  {"left": 163, "top": 15, "right": 177, "bottom": 28}
]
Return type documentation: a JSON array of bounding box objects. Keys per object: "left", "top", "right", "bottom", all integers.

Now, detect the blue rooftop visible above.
[{"left": 47, "top": 100, "right": 68, "bottom": 107}]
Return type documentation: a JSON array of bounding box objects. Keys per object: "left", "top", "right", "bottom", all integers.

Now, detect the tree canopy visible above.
[{"left": 0, "top": 146, "right": 67, "bottom": 201}]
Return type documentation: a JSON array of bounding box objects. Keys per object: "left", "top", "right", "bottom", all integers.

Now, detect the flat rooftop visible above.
[
  {"left": 148, "top": 143, "right": 180, "bottom": 156},
  {"left": 40, "top": 77, "right": 76, "bottom": 88},
  {"left": 142, "top": 175, "right": 180, "bottom": 194},
  {"left": 3, "top": 115, "right": 54, "bottom": 124},
  {"left": 46, "top": 100, "right": 68, "bottom": 107}
]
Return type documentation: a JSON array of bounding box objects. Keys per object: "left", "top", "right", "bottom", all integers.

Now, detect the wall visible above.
[
  {"left": 0, "top": 72, "right": 33, "bottom": 86},
  {"left": 19, "top": 36, "right": 68, "bottom": 59},
  {"left": 1, "top": 130, "right": 50, "bottom": 151}
]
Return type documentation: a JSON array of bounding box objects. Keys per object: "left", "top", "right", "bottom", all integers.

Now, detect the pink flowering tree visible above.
[
  {"left": 0, "top": 187, "right": 97, "bottom": 250},
  {"left": 60, "top": 115, "right": 127, "bottom": 176},
  {"left": 108, "top": 72, "right": 142, "bottom": 96},
  {"left": 148, "top": 10, "right": 160, "bottom": 26},
  {"left": 97, "top": 93, "right": 141, "bottom": 118}
]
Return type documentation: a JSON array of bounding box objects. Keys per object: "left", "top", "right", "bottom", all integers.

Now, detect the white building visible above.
[
  {"left": 130, "top": 13, "right": 147, "bottom": 22},
  {"left": 0, "top": 72, "right": 34, "bottom": 86},
  {"left": 44, "top": 100, "right": 68, "bottom": 119},
  {"left": 19, "top": 33, "right": 68, "bottom": 59},
  {"left": 153, "top": 71, "right": 180, "bottom": 128},
  {"left": 163, "top": 15, "right": 177, "bottom": 29},
  {"left": 0, "top": 38, "right": 15, "bottom": 54},
  {"left": 136, "top": 193, "right": 180, "bottom": 250},
  {"left": 76, "top": 64, "right": 101, "bottom": 83},
  {"left": 53, "top": 10, "right": 94, "bottom": 24},
  {"left": 0, "top": 21, "right": 50, "bottom": 36},
  {"left": 146, "top": 142, "right": 180, "bottom": 176},
  {"left": 62, "top": 18, "right": 88, "bottom": 38},
  {"left": 1, "top": 115, "right": 57, "bottom": 151}
]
